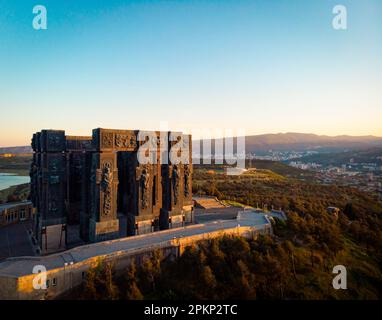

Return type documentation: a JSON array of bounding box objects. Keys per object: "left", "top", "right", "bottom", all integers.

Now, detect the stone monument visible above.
[{"left": 30, "top": 128, "right": 193, "bottom": 253}]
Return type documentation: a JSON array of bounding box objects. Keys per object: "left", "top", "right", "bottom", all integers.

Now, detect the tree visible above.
[
  {"left": 138, "top": 249, "right": 163, "bottom": 294},
  {"left": 82, "top": 261, "right": 118, "bottom": 300},
  {"left": 100, "top": 261, "right": 119, "bottom": 300},
  {"left": 344, "top": 202, "right": 356, "bottom": 220},
  {"left": 7, "top": 194, "right": 20, "bottom": 203},
  {"left": 82, "top": 265, "right": 98, "bottom": 299},
  {"left": 284, "top": 241, "right": 297, "bottom": 280},
  {"left": 122, "top": 261, "right": 143, "bottom": 300},
  {"left": 236, "top": 260, "right": 256, "bottom": 299}
]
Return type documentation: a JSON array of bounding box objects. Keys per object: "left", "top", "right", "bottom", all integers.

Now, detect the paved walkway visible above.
[
  {"left": 194, "top": 207, "right": 241, "bottom": 223},
  {"left": 0, "top": 211, "right": 272, "bottom": 278}
]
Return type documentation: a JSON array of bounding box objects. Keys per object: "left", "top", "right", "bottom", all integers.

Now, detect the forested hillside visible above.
[{"left": 65, "top": 165, "right": 382, "bottom": 300}]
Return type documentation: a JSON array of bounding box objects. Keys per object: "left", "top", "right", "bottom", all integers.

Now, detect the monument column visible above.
[
  {"left": 160, "top": 132, "right": 193, "bottom": 229},
  {"left": 89, "top": 129, "right": 120, "bottom": 242},
  {"left": 36, "top": 130, "right": 68, "bottom": 254}
]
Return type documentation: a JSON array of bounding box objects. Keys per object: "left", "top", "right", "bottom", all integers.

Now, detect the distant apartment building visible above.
[{"left": 0, "top": 201, "right": 34, "bottom": 227}]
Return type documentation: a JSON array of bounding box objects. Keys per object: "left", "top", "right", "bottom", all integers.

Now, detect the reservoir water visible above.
[{"left": 0, "top": 173, "right": 30, "bottom": 191}]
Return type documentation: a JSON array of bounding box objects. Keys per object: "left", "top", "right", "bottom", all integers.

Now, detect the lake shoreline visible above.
[
  {"left": 0, "top": 173, "right": 30, "bottom": 192},
  {"left": 0, "top": 169, "right": 29, "bottom": 177}
]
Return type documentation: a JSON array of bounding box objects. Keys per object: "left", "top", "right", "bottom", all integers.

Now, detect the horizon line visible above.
[{"left": 2, "top": 131, "right": 382, "bottom": 148}]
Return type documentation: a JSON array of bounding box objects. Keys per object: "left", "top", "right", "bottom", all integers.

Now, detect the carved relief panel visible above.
[
  {"left": 136, "top": 164, "right": 151, "bottom": 213},
  {"left": 115, "top": 133, "right": 137, "bottom": 149},
  {"left": 90, "top": 152, "right": 119, "bottom": 221},
  {"left": 40, "top": 152, "right": 67, "bottom": 222},
  {"left": 93, "top": 128, "right": 138, "bottom": 152},
  {"left": 171, "top": 164, "right": 180, "bottom": 206},
  {"left": 184, "top": 164, "right": 191, "bottom": 198}
]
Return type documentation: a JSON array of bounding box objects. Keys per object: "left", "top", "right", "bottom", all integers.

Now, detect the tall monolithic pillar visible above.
[
  {"left": 65, "top": 136, "right": 95, "bottom": 242},
  {"left": 30, "top": 133, "right": 40, "bottom": 237},
  {"left": 89, "top": 129, "right": 119, "bottom": 242},
  {"left": 160, "top": 132, "right": 193, "bottom": 229},
  {"left": 33, "top": 130, "right": 67, "bottom": 254},
  {"left": 182, "top": 134, "right": 194, "bottom": 224}
]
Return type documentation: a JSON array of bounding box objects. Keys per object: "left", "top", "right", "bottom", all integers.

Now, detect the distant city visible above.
[{"left": 244, "top": 149, "right": 382, "bottom": 198}]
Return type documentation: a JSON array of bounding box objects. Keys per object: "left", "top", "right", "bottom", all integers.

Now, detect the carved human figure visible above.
[
  {"left": 139, "top": 168, "right": 150, "bottom": 209},
  {"left": 101, "top": 162, "right": 113, "bottom": 216},
  {"left": 172, "top": 165, "right": 180, "bottom": 205},
  {"left": 184, "top": 165, "right": 190, "bottom": 197}
]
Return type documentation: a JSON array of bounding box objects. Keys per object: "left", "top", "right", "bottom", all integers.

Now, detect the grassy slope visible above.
[
  {"left": 246, "top": 159, "right": 316, "bottom": 181},
  {"left": 0, "top": 183, "right": 30, "bottom": 202},
  {"left": 0, "top": 154, "right": 32, "bottom": 176}
]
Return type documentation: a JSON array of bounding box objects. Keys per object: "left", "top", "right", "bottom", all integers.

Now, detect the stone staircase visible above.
[{"left": 193, "top": 197, "right": 227, "bottom": 209}]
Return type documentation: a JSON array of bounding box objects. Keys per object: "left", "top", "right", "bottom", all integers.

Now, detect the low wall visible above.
[{"left": 0, "top": 224, "right": 271, "bottom": 300}]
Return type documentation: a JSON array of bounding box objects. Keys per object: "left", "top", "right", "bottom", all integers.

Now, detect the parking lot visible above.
[{"left": 0, "top": 221, "right": 35, "bottom": 260}]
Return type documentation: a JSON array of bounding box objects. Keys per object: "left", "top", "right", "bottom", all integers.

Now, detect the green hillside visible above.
[{"left": 0, "top": 183, "right": 30, "bottom": 203}]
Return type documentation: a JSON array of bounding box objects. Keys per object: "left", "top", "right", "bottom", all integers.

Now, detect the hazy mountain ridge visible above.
[
  {"left": 0, "top": 146, "right": 33, "bottom": 154},
  {"left": 246, "top": 132, "right": 382, "bottom": 143},
  {"left": 199, "top": 133, "right": 382, "bottom": 153},
  {"left": 2, "top": 133, "right": 382, "bottom": 154}
]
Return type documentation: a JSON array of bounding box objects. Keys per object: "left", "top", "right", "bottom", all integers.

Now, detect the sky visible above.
[{"left": 0, "top": 0, "right": 381, "bottom": 146}]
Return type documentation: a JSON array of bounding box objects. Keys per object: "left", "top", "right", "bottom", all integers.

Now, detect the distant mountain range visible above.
[
  {"left": 0, "top": 146, "right": 33, "bottom": 154},
  {"left": 2, "top": 133, "right": 382, "bottom": 155},
  {"left": 198, "top": 133, "right": 382, "bottom": 154}
]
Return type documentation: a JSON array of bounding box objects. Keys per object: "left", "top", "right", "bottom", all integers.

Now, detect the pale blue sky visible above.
[{"left": 0, "top": 0, "right": 381, "bottom": 146}]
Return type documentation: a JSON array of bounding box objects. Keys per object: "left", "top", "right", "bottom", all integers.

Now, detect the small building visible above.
[
  {"left": 0, "top": 201, "right": 34, "bottom": 227},
  {"left": 327, "top": 206, "right": 340, "bottom": 219},
  {"left": 224, "top": 167, "right": 247, "bottom": 175},
  {"left": 0, "top": 154, "right": 14, "bottom": 158}
]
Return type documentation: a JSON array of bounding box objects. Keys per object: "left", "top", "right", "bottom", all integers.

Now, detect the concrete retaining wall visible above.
[{"left": 0, "top": 225, "right": 271, "bottom": 300}]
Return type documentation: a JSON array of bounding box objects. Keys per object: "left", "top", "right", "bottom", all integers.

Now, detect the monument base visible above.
[
  {"left": 159, "top": 206, "right": 194, "bottom": 230},
  {"left": 89, "top": 218, "right": 119, "bottom": 242},
  {"left": 126, "top": 214, "right": 159, "bottom": 236},
  {"left": 40, "top": 224, "right": 67, "bottom": 255}
]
